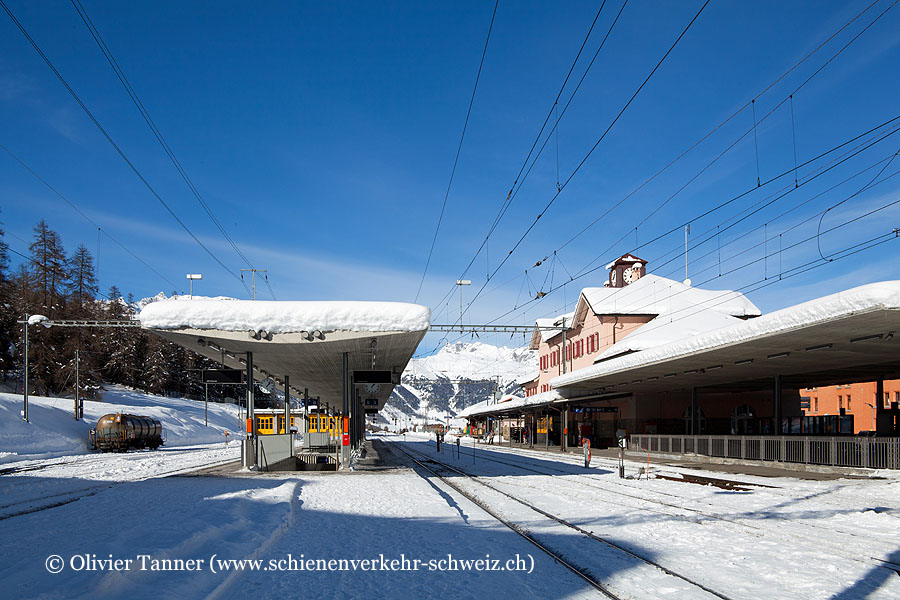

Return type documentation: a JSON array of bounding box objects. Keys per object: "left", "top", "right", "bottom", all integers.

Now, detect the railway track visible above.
[
  {"left": 426, "top": 440, "right": 900, "bottom": 577},
  {"left": 0, "top": 454, "right": 238, "bottom": 521},
  {"left": 393, "top": 443, "right": 733, "bottom": 600}
]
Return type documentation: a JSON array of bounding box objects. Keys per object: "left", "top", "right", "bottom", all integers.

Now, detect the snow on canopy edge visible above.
[
  {"left": 552, "top": 280, "right": 900, "bottom": 388},
  {"left": 460, "top": 389, "right": 562, "bottom": 418},
  {"left": 139, "top": 298, "right": 431, "bottom": 333}
]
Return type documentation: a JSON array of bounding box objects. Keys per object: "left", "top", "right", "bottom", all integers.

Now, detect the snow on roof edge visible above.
[
  {"left": 551, "top": 280, "right": 900, "bottom": 389},
  {"left": 139, "top": 297, "right": 431, "bottom": 333}
]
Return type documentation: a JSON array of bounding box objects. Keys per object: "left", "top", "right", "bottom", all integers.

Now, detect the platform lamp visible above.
[
  {"left": 20, "top": 314, "right": 51, "bottom": 423},
  {"left": 456, "top": 280, "right": 471, "bottom": 332},
  {"left": 865, "top": 402, "right": 876, "bottom": 432},
  {"left": 186, "top": 273, "right": 202, "bottom": 299}
]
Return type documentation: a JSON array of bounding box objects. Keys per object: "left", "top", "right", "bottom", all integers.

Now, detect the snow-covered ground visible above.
[
  {"left": 0, "top": 386, "right": 243, "bottom": 464},
  {"left": 1, "top": 422, "right": 898, "bottom": 599}
]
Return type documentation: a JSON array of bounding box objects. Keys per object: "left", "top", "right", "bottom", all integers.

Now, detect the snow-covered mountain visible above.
[{"left": 376, "top": 342, "right": 537, "bottom": 428}]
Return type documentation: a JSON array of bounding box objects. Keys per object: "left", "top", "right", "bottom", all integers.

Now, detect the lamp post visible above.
[
  {"left": 20, "top": 314, "right": 51, "bottom": 423},
  {"left": 186, "top": 273, "right": 202, "bottom": 299},
  {"left": 456, "top": 280, "right": 471, "bottom": 332},
  {"left": 865, "top": 402, "right": 876, "bottom": 432},
  {"left": 22, "top": 314, "right": 29, "bottom": 423}
]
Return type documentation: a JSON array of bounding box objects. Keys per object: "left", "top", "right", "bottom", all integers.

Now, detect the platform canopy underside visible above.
[{"left": 149, "top": 327, "right": 427, "bottom": 409}]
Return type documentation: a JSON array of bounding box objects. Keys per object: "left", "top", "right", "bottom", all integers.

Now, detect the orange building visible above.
[{"left": 801, "top": 381, "right": 900, "bottom": 433}]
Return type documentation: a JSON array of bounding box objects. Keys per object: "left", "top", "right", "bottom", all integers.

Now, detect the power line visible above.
[
  {"left": 437, "top": 118, "right": 900, "bottom": 348},
  {"left": 0, "top": 0, "right": 249, "bottom": 294},
  {"left": 69, "top": 0, "right": 260, "bottom": 283},
  {"left": 0, "top": 140, "right": 182, "bottom": 291},
  {"left": 414, "top": 0, "right": 499, "bottom": 302},
  {"left": 432, "top": 0, "right": 626, "bottom": 310},
  {"left": 552, "top": 0, "right": 895, "bottom": 258},
  {"left": 452, "top": 0, "right": 711, "bottom": 329}
]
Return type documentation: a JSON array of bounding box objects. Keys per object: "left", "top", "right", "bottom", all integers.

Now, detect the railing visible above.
[{"left": 630, "top": 434, "right": 900, "bottom": 470}]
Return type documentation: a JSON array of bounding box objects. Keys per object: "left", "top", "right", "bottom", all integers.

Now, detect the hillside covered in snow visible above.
[
  {"left": 377, "top": 342, "right": 536, "bottom": 428},
  {"left": 0, "top": 386, "right": 241, "bottom": 463}
]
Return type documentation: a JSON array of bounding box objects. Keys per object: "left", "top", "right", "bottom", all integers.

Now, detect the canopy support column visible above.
[{"left": 244, "top": 351, "right": 256, "bottom": 469}]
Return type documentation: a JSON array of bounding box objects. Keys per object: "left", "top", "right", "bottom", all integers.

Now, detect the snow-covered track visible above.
[
  {"left": 446, "top": 443, "right": 900, "bottom": 579},
  {"left": 0, "top": 456, "right": 237, "bottom": 521},
  {"left": 391, "top": 443, "right": 625, "bottom": 599}
]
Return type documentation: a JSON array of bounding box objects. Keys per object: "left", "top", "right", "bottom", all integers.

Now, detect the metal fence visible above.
[{"left": 630, "top": 434, "right": 900, "bottom": 470}]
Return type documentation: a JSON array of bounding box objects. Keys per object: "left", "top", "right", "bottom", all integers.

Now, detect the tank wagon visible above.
[{"left": 89, "top": 413, "right": 164, "bottom": 452}]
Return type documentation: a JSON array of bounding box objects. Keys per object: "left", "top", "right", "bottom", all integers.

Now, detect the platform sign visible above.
[
  {"left": 202, "top": 369, "right": 244, "bottom": 384},
  {"left": 353, "top": 370, "right": 392, "bottom": 384},
  {"left": 573, "top": 406, "right": 618, "bottom": 413},
  {"left": 364, "top": 398, "right": 379, "bottom": 406}
]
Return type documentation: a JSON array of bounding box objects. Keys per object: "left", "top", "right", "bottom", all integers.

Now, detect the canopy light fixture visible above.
[
  {"left": 805, "top": 343, "right": 833, "bottom": 352},
  {"left": 850, "top": 333, "right": 883, "bottom": 343}
]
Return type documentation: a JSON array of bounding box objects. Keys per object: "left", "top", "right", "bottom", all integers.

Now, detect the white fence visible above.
[{"left": 630, "top": 434, "right": 900, "bottom": 470}]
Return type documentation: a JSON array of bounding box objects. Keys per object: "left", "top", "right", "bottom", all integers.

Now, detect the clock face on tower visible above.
[
  {"left": 365, "top": 383, "right": 381, "bottom": 394},
  {"left": 623, "top": 265, "right": 640, "bottom": 284},
  {"left": 610, "top": 270, "right": 617, "bottom": 286}
]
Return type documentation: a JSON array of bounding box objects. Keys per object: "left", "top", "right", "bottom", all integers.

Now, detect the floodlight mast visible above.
[
  {"left": 456, "top": 280, "right": 471, "bottom": 332},
  {"left": 186, "top": 273, "right": 202, "bottom": 299}
]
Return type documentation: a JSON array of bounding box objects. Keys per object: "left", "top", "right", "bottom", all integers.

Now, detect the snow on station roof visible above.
[
  {"left": 552, "top": 281, "right": 900, "bottom": 394},
  {"left": 140, "top": 297, "right": 430, "bottom": 409}
]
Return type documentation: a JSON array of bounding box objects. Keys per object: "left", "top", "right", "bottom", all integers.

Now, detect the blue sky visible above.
[{"left": 2, "top": 0, "right": 900, "bottom": 355}]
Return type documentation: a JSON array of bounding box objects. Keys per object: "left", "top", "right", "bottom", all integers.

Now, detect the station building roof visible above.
[{"left": 551, "top": 281, "right": 900, "bottom": 395}]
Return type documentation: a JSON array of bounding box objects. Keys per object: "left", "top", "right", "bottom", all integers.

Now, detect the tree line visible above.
[{"left": 1, "top": 218, "right": 233, "bottom": 402}]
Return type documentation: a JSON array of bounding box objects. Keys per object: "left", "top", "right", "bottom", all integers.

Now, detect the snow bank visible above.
[
  {"left": 139, "top": 297, "right": 431, "bottom": 333},
  {"left": 554, "top": 280, "right": 900, "bottom": 388},
  {"left": 0, "top": 386, "right": 241, "bottom": 463}
]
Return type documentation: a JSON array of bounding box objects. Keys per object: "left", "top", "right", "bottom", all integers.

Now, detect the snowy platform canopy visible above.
[
  {"left": 459, "top": 390, "right": 563, "bottom": 419},
  {"left": 139, "top": 298, "right": 430, "bottom": 408},
  {"left": 551, "top": 281, "right": 900, "bottom": 395}
]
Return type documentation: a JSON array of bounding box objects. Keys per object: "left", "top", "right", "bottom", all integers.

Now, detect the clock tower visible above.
[{"left": 607, "top": 254, "right": 647, "bottom": 288}]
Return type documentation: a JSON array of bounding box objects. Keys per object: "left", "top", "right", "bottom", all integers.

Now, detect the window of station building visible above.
[
  {"left": 896, "top": 391, "right": 900, "bottom": 405},
  {"left": 814, "top": 397, "right": 818, "bottom": 412},
  {"left": 838, "top": 395, "right": 843, "bottom": 409},
  {"left": 847, "top": 395, "right": 851, "bottom": 410}
]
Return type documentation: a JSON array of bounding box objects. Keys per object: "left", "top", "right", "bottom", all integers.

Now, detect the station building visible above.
[{"left": 462, "top": 254, "right": 900, "bottom": 469}]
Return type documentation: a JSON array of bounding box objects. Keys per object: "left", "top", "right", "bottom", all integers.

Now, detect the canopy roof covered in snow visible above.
[
  {"left": 140, "top": 298, "right": 430, "bottom": 333},
  {"left": 140, "top": 298, "right": 430, "bottom": 408},
  {"left": 552, "top": 281, "right": 900, "bottom": 395},
  {"left": 458, "top": 390, "right": 562, "bottom": 418}
]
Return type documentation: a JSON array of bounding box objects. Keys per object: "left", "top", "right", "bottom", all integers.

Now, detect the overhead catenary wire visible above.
[
  {"left": 425, "top": 2, "right": 900, "bottom": 352},
  {"left": 414, "top": 0, "right": 499, "bottom": 303},
  {"left": 435, "top": 116, "right": 900, "bottom": 350},
  {"left": 70, "top": 0, "right": 258, "bottom": 277},
  {"left": 447, "top": 1, "right": 710, "bottom": 330},
  {"left": 551, "top": 0, "right": 892, "bottom": 257},
  {"left": 439, "top": 0, "right": 886, "bottom": 322},
  {"left": 574, "top": 112, "right": 900, "bottom": 280},
  {"left": 0, "top": 0, "right": 249, "bottom": 295},
  {"left": 0, "top": 141, "right": 182, "bottom": 292},
  {"left": 434, "top": 0, "right": 627, "bottom": 311}
]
